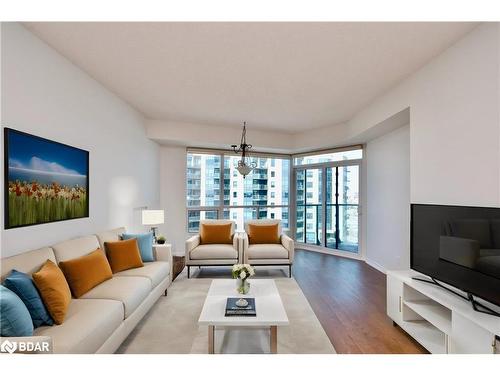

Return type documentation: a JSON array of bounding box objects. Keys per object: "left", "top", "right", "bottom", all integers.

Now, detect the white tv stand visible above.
[{"left": 387, "top": 270, "right": 500, "bottom": 354}]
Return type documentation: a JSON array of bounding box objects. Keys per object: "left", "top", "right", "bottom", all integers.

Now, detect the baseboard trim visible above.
[
  {"left": 365, "top": 258, "right": 386, "bottom": 274},
  {"left": 295, "top": 244, "right": 363, "bottom": 260}
]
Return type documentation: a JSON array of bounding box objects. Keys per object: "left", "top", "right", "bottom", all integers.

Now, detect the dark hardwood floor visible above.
[{"left": 293, "top": 249, "right": 427, "bottom": 354}]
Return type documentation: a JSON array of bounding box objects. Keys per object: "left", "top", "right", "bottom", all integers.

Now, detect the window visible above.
[
  {"left": 187, "top": 150, "right": 290, "bottom": 232},
  {"left": 294, "top": 147, "right": 362, "bottom": 166},
  {"left": 186, "top": 153, "right": 221, "bottom": 207},
  {"left": 294, "top": 147, "right": 362, "bottom": 253}
]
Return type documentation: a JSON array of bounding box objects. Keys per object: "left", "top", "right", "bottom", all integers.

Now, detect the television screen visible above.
[{"left": 411, "top": 204, "right": 500, "bottom": 307}]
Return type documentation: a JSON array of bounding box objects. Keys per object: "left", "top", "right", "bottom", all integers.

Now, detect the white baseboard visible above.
[{"left": 365, "top": 258, "right": 386, "bottom": 274}]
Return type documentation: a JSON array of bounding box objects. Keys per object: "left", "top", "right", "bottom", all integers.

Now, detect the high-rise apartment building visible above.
[{"left": 187, "top": 153, "right": 289, "bottom": 233}]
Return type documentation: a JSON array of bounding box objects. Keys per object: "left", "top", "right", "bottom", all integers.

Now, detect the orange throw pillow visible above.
[
  {"left": 59, "top": 249, "right": 113, "bottom": 298},
  {"left": 200, "top": 223, "right": 233, "bottom": 244},
  {"left": 32, "top": 260, "right": 72, "bottom": 325},
  {"left": 248, "top": 223, "right": 280, "bottom": 244},
  {"left": 105, "top": 238, "right": 144, "bottom": 273}
]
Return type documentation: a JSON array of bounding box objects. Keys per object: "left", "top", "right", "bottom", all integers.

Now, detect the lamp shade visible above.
[{"left": 142, "top": 210, "right": 164, "bottom": 225}]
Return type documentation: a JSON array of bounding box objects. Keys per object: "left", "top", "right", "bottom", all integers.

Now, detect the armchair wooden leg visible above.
[
  {"left": 289, "top": 264, "right": 292, "bottom": 278},
  {"left": 187, "top": 266, "right": 190, "bottom": 279},
  {"left": 164, "top": 289, "right": 168, "bottom": 296}
]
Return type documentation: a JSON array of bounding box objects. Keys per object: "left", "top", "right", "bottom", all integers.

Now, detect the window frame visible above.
[{"left": 293, "top": 144, "right": 363, "bottom": 167}]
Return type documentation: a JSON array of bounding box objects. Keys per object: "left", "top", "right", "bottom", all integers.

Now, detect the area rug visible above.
[{"left": 117, "top": 270, "right": 336, "bottom": 354}]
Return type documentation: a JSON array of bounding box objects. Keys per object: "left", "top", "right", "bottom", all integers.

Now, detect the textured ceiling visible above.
[{"left": 25, "top": 22, "right": 478, "bottom": 132}]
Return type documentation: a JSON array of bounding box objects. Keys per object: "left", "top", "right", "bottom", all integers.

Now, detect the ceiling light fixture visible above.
[{"left": 231, "top": 122, "right": 256, "bottom": 178}]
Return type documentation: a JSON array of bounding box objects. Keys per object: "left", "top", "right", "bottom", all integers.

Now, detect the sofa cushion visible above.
[
  {"left": 59, "top": 249, "right": 113, "bottom": 298},
  {"left": 35, "top": 298, "right": 123, "bottom": 354},
  {"left": 489, "top": 220, "right": 500, "bottom": 248},
  {"left": 122, "top": 233, "right": 154, "bottom": 262},
  {"left": 52, "top": 235, "right": 101, "bottom": 263},
  {"left": 450, "top": 219, "right": 491, "bottom": 248},
  {"left": 79, "top": 276, "right": 151, "bottom": 318},
  {"left": 0, "top": 285, "right": 34, "bottom": 337},
  {"left": 95, "top": 227, "right": 126, "bottom": 250},
  {"left": 4, "top": 270, "right": 54, "bottom": 328},
  {"left": 247, "top": 223, "right": 280, "bottom": 244},
  {"left": 1, "top": 247, "right": 56, "bottom": 281},
  {"left": 245, "top": 219, "right": 282, "bottom": 236},
  {"left": 480, "top": 248, "right": 500, "bottom": 257},
  {"left": 200, "top": 223, "right": 233, "bottom": 244},
  {"left": 190, "top": 244, "right": 238, "bottom": 260},
  {"left": 105, "top": 238, "right": 144, "bottom": 273},
  {"left": 32, "top": 260, "right": 72, "bottom": 325},
  {"left": 115, "top": 261, "right": 170, "bottom": 288},
  {"left": 247, "top": 244, "right": 289, "bottom": 259},
  {"left": 475, "top": 256, "right": 500, "bottom": 278}
]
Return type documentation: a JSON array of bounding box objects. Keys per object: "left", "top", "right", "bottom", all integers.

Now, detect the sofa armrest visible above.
[
  {"left": 281, "top": 234, "right": 295, "bottom": 263},
  {"left": 0, "top": 336, "right": 53, "bottom": 354},
  {"left": 153, "top": 244, "right": 173, "bottom": 283},
  {"left": 185, "top": 235, "right": 201, "bottom": 260},
  {"left": 232, "top": 233, "right": 243, "bottom": 263},
  {"left": 439, "top": 236, "right": 480, "bottom": 268},
  {"left": 240, "top": 232, "right": 249, "bottom": 263}
]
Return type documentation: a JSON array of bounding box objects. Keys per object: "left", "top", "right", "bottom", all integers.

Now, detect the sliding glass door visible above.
[
  {"left": 295, "top": 161, "right": 360, "bottom": 254},
  {"left": 295, "top": 168, "right": 322, "bottom": 246},
  {"left": 326, "top": 165, "right": 359, "bottom": 252}
]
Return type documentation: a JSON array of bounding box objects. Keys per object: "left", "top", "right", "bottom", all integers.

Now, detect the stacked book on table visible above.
[{"left": 225, "top": 298, "right": 256, "bottom": 317}]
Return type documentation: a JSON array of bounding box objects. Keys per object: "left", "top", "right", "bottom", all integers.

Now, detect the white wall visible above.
[
  {"left": 365, "top": 125, "right": 410, "bottom": 272},
  {"left": 1, "top": 23, "right": 160, "bottom": 257},
  {"left": 356, "top": 23, "right": 500, "bottom": 272},
  {"left": 158, "top": 146, "right": 186, "bottom": 255},
  {"left": 349, "top": 23, "right": 500, "bottom": 207}
]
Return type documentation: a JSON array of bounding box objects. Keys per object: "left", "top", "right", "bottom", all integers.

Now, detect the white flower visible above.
[
  {"left": 249, "top": 267, "right": 255, "bottom": 276},
  {"left": 240, "top": 270, "right": 247, "bottom": 279}
]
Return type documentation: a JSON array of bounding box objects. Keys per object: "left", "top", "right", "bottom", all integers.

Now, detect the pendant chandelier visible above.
[{"left": 231, "top": 122, "right": 256, "bottom": 178}]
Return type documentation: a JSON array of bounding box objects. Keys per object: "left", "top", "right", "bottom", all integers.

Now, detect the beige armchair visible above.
[
  {"left": 241, "top": 219, "right": 294, "bottom": 277},
  {"left": 185, "top": 219, "right": 242, "bottom": 278}
]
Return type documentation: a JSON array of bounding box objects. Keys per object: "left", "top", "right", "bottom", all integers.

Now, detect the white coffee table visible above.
[{"left": 198, "top": 279, "right": 289, "bottom": 354}]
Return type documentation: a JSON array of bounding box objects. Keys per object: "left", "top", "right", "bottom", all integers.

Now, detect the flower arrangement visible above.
[{"left": 232, "top": 264, "right": 255, "bottom": 294}]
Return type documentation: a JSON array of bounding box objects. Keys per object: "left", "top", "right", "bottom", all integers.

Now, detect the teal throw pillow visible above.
[
  {"left": 122, "top": 233, "right": 154, "bottom": 262},
  {"left": 4, "top": 270, "right": 54, "bottom": 328},
  {"left": 0, "top": 285, "right": 34, "bottom": 337}
]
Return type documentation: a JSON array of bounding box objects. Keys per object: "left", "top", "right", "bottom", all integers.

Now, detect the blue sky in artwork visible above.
[{"left": 8, "top": 130, "right": 88, "bottom": 176}]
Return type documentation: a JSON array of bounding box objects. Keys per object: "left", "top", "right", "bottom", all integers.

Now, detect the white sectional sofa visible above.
[{"left": 0, "top": 227, "right": 172, "bottom": 354}]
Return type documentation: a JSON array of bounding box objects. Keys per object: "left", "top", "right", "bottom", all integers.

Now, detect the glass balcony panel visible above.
[{"left": 338, "top": 205, "right": 359, "bottom": 252}]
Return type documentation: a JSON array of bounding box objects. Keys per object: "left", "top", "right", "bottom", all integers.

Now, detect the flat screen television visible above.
[{"left": 411, "top": 203, "right": 500, "bottom": 307}]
